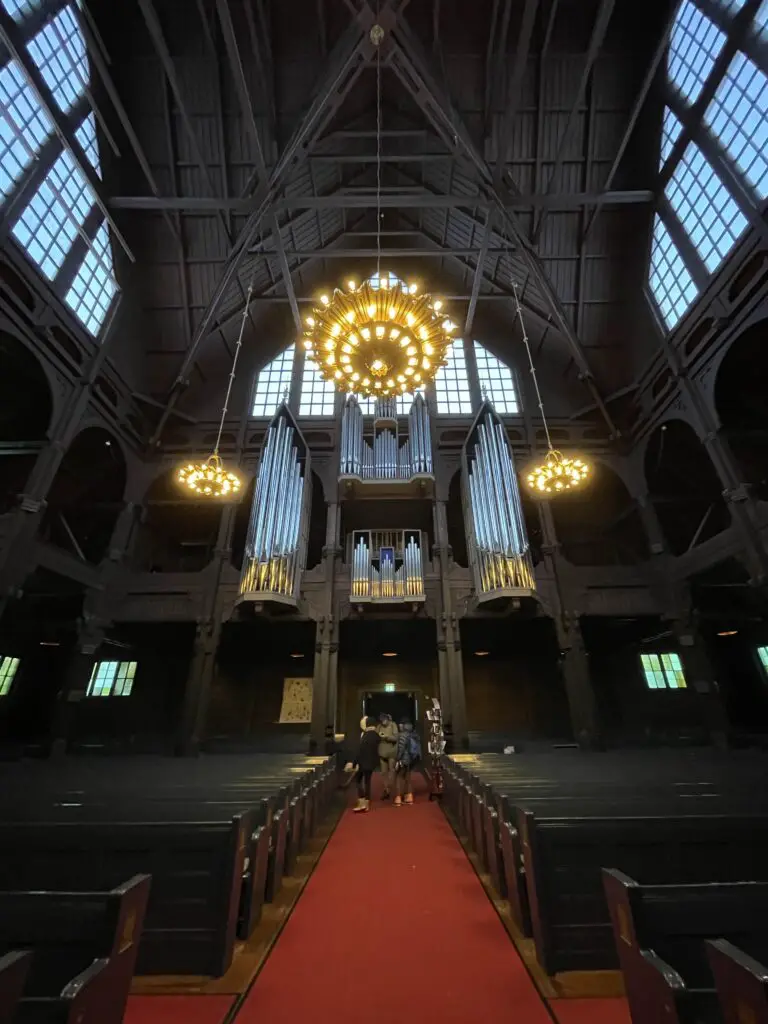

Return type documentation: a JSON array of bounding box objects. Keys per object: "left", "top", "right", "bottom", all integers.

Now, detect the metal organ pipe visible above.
[
  {"left": 464, "top": 407, "right": 534, "bottom": 597},
  {"left": 339, "top": 393, "right": 432, "bottom": 481},
  {"left": 239, "top": 407, "right": 310, "bottom": 603}
]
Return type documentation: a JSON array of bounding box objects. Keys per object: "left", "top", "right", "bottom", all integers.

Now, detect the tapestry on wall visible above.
[{"left": 278, "top": 677, "right": 314, "bottom": 724}]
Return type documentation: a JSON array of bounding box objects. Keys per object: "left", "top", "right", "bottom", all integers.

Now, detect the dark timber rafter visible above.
[
  {"left": 380, "top": 7, "right": 620, "bottom": 437},
  {"left": 530, "top": 0, "right": 616, "bottom": 246},
  {"left": 147, "top": 11, "right": 385, "bottom": 445}
]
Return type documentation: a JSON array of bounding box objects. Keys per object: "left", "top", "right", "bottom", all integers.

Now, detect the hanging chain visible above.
[
  {"left": 511, "top": 279, "right": 554, "bottom": 454},
  {"left": 375, "top": 20, "right": 382, "bottom": 279},
  {"left": 213, "top": 274, "right": 255, "bottom": 457}
]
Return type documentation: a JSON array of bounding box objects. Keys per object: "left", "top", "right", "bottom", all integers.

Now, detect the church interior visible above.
[{"left": 1, "top": 0, "right": 768, "bottom": 1021}]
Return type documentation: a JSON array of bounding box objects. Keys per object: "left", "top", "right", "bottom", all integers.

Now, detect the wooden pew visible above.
[
  {"left": 0, "top": 818, "right": 247, "bottom": 977},
  {"left": 707, "top": 939, "right": 768, "bottom": 1024},
  {"left": 603, "top": 869, "right": 768, "bottom": 1024},
  {"left": 0, "top": 951, "right": 31, "bottom": 1024},
  {"left": 0, "top": 875, "right": 149, "bottom": 1024}
]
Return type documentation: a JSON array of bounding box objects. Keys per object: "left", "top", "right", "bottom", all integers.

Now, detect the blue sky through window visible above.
[
  {"left": 64, "top": 221, "right": 117, "bottom": 335},
  {"left": 665, "top": 143, "right": 748, "bottom": 272},
  {"left": 252, "top": 345, "right": 295, "bottom": 417},
  {"left": 75, "top": 112, "right": 100, "bottom": 175},
  {"left": 12, "top": 149, "right": 92, "bottom": 280},
  {"left": 474, "top": 342, "right": 518, "bottom": 414},
  {"left": 704, "top": 53, "right": 768, "bottom": 199},
  {"left": 668, "top": 2, "right": 726, "bottom": 104},
  {"left": 660, "top": 107, "right": 683, "bottom": 165},
  {"left": 26, "top": 6, "right": 88, "bottom": 114},
  {"left": 0, "top": 59, "right": 53, "bottom": 199},
  {"left": 435, "top": 339, "right": 472, "bottom": 415},
  {"left": 1, "top": 0, "right": 42, "bottom": 21},
  {"left": 649, "top": 216, "right": 699, "bottom": 330}
]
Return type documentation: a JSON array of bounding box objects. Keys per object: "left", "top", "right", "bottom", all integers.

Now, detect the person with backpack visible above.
[
  {"left": 394, "top": 719, "right": 421, "bottom": 806},
  {"left": 349, "top": 716, "right": 381, "bottom": 813}
]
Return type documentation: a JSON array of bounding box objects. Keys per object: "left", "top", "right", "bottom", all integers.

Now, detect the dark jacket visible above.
[{"left": 355, "top": 728, "right": 380, "bottom": 772}]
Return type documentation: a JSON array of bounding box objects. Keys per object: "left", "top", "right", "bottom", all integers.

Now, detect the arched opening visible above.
[
  {"left": 132, "top": 468, "right": 224, "bottom": 573},
  {"left": 714, "top": 320, "right": 768, "bottom": 500},
  {"left": 644, "top": 420, "right": 730, "bottom": 556},
  {"left": 550, "top": 463, "right": 649, "bottom": 566},
  {"left": 40, "top": 428, "right": 126, "bottom": 564},
  {"left": 446, "top": 470, "right": 467, "bottom": 568},
  {"left": 0, "top": 333, "right": 53, "bottom": 512},
  {"left": 305, "top": 472, "right": 327, "bottom": 571}
]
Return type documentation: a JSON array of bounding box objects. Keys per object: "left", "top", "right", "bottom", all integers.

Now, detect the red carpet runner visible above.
[{"left": 236, "top": 778, "right": 556, "bottom": 1024}]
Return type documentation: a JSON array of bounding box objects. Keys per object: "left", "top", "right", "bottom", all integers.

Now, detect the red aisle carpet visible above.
[
  {"left": 235, "top": 777, "right": 556, "bottom": 1024},
  {"left": 549, "top": 998, "right": 631, "bottom": 1024},
  {"left": 124, "top": 995, "right": 234, "bottom": 1024}
]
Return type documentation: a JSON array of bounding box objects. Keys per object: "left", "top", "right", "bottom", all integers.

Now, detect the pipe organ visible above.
[
  {"left": 238, "top": 404, "right": 311, "bottom": 607},
  {"left": 350, "top": 529, "right": 425, "bottom": 602},
  {"left": 462, "top": 403, "right": 535, "bottom": 603},
  {"left": 340, "top": 394, "right": 433, "bottom": 481}
]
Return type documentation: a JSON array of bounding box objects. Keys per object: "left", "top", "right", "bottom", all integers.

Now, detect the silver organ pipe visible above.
[
  {"left": 348, "top": 530, "right": 425, "bottom": 602},
  {"left": 339, "top": 393, "right": 433, "bottom": 481},
  {"left": 239, "top": 404, "right": 310, "bottom": 604},
  {"left": 462, "top": 405, "right": 535, "bottom": 599}
]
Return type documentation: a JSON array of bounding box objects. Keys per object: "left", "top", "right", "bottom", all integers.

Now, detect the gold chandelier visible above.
[
  {"left": 301, "top": 275, "right": 456, "bottom": 398},
  {"left": 178, "top": 453, "right": 242, "bottom": 498},
  {"left": 177, "top": 277, "right": 255, "bottom": 498},
  {"left": 511, "top": 282, "right": 592, "bottom": 498},
  {"left": 526, "top": 449, "right": 590, "bottom": 495}
]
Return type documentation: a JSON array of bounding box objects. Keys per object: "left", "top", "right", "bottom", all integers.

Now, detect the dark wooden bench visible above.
[
  {"left": 0, "top": 818, "right": 247, "bottom": 977},
  {"left": 604, "top": 869, "right": 768, "bottom": 1024},
  {"left": 0, "top": 875, "right": 149, "bottom": 1024},
  {"left": 0, "top": 951, "right": 31, "bottom": 1024},
  {"left": 707, "top": 939, "right": 768, "bottom": 1024}
]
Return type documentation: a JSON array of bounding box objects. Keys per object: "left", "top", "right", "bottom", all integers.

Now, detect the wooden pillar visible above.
[
  {"left": 434, "top": 499, "right": 467, "bottom": 749},
  {"left": 538, "top": 502, "right": 601, "bottom": 748},
  {"left": 310, "top": 500, "right": 341, "bottom": 751}
]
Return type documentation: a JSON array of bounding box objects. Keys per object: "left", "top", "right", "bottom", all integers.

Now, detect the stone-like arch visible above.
[
  {"left": 41, "top": 427, "right": 126, "bottom": 564},
  {"left": 132, "top": 467, "right": 225, "bottom": 573},
  {"left": 644, "top": 419, "right": 730, "bottom": 556},
  {"left": 550, "top": 461, "right": 649, "bottom": 566},
  {"left": 714, "top": 318, "right": 768, "bottom": 500}
]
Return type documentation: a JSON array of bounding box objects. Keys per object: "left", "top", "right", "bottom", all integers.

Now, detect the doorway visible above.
[{"left": 363, "top": 690, "right": 417, "bottom": 725}]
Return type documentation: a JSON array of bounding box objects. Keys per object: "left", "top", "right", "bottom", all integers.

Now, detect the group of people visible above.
[{"left": 349, "top": 712, "right": 422, "bottom": 813}]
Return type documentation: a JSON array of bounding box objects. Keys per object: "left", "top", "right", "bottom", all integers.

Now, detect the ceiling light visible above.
[
  {"left": 178, "top": 277, "right": 256, "bottom": 498},
  {"left": 717, "top": 630, "right": 738, "bottom": 637},
  {"left": 382, "top": 651, "right": 398, "bottom": 658},
  {"left": 290, "top": 652, "right": 305, "bottom": 658},
  {"left": 526, "top": 450, "right": 591, "bottom": 496},
  {"left": 301, "top": 277, "right": 453, "bottom": 399},
  {"left": 474, "top": 650, "right": 490, "bottom": 657}
]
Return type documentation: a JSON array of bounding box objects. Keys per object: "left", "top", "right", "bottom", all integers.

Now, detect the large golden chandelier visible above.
[{"left": 301, "top": 275, "right": 457, "bottom": 398}]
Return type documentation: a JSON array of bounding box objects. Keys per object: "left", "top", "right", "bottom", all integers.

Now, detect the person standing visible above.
[
  {"left": 351, "top": 717, "right": 380, "bottom": 813},
  {"left": 394, "top": 720, "right": 421, "bottom": 806},
  {"left": 376, "top": 712, "right": 399, "bottom": 800}
]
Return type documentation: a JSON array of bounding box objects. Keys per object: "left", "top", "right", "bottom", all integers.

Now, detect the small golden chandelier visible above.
[
  {"left": 301, "top": 274, "right": 457, "bottom": 398},
  {"left": 512, "top": 282, "right": 592, "bottom": 497},
  {"left": 177, "top": 278, "right": 254, "bottom": 499}
]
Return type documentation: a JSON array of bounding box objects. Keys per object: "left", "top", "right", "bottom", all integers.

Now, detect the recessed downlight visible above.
[
  {"left": 289, "top": 652, "right": 305, "bottom": 659},
  {"left": 382, "top": 651, "right": 398, "bottom": 658},
  {"left": 474, "top": 650, "right": 490, "bottom": 657}
]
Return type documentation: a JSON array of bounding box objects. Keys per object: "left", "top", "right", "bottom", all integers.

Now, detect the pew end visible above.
[
  {"left": 0, "top": 951, "right": 32, "bottom": 1024},
  {"left": 708, "top": 938, "right": 768, "bottom": 1024}
]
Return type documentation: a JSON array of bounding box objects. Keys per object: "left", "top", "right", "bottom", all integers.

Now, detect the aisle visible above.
[{"left": 234, "top": 777, "right": 555, "bottom": 1024}]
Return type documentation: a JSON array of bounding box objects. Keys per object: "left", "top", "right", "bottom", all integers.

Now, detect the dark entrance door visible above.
[{"left": 363, "top": 691, "right": 417, "bottom": 725}]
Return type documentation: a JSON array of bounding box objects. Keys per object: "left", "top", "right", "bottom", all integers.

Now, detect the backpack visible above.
[{"left": 404, "top": 731, "right": 421, "bottom": 765}]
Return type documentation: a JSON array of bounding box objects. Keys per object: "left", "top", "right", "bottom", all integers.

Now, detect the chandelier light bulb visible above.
[
  {"left": 177, "top": 454, "right": 243, "bottom": 499},
  {"left": 525, "top": 449, "right": 591, "bottom": 497},
  {"left": 299, "top": 275, "right": 456, "bottom": 398}
]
